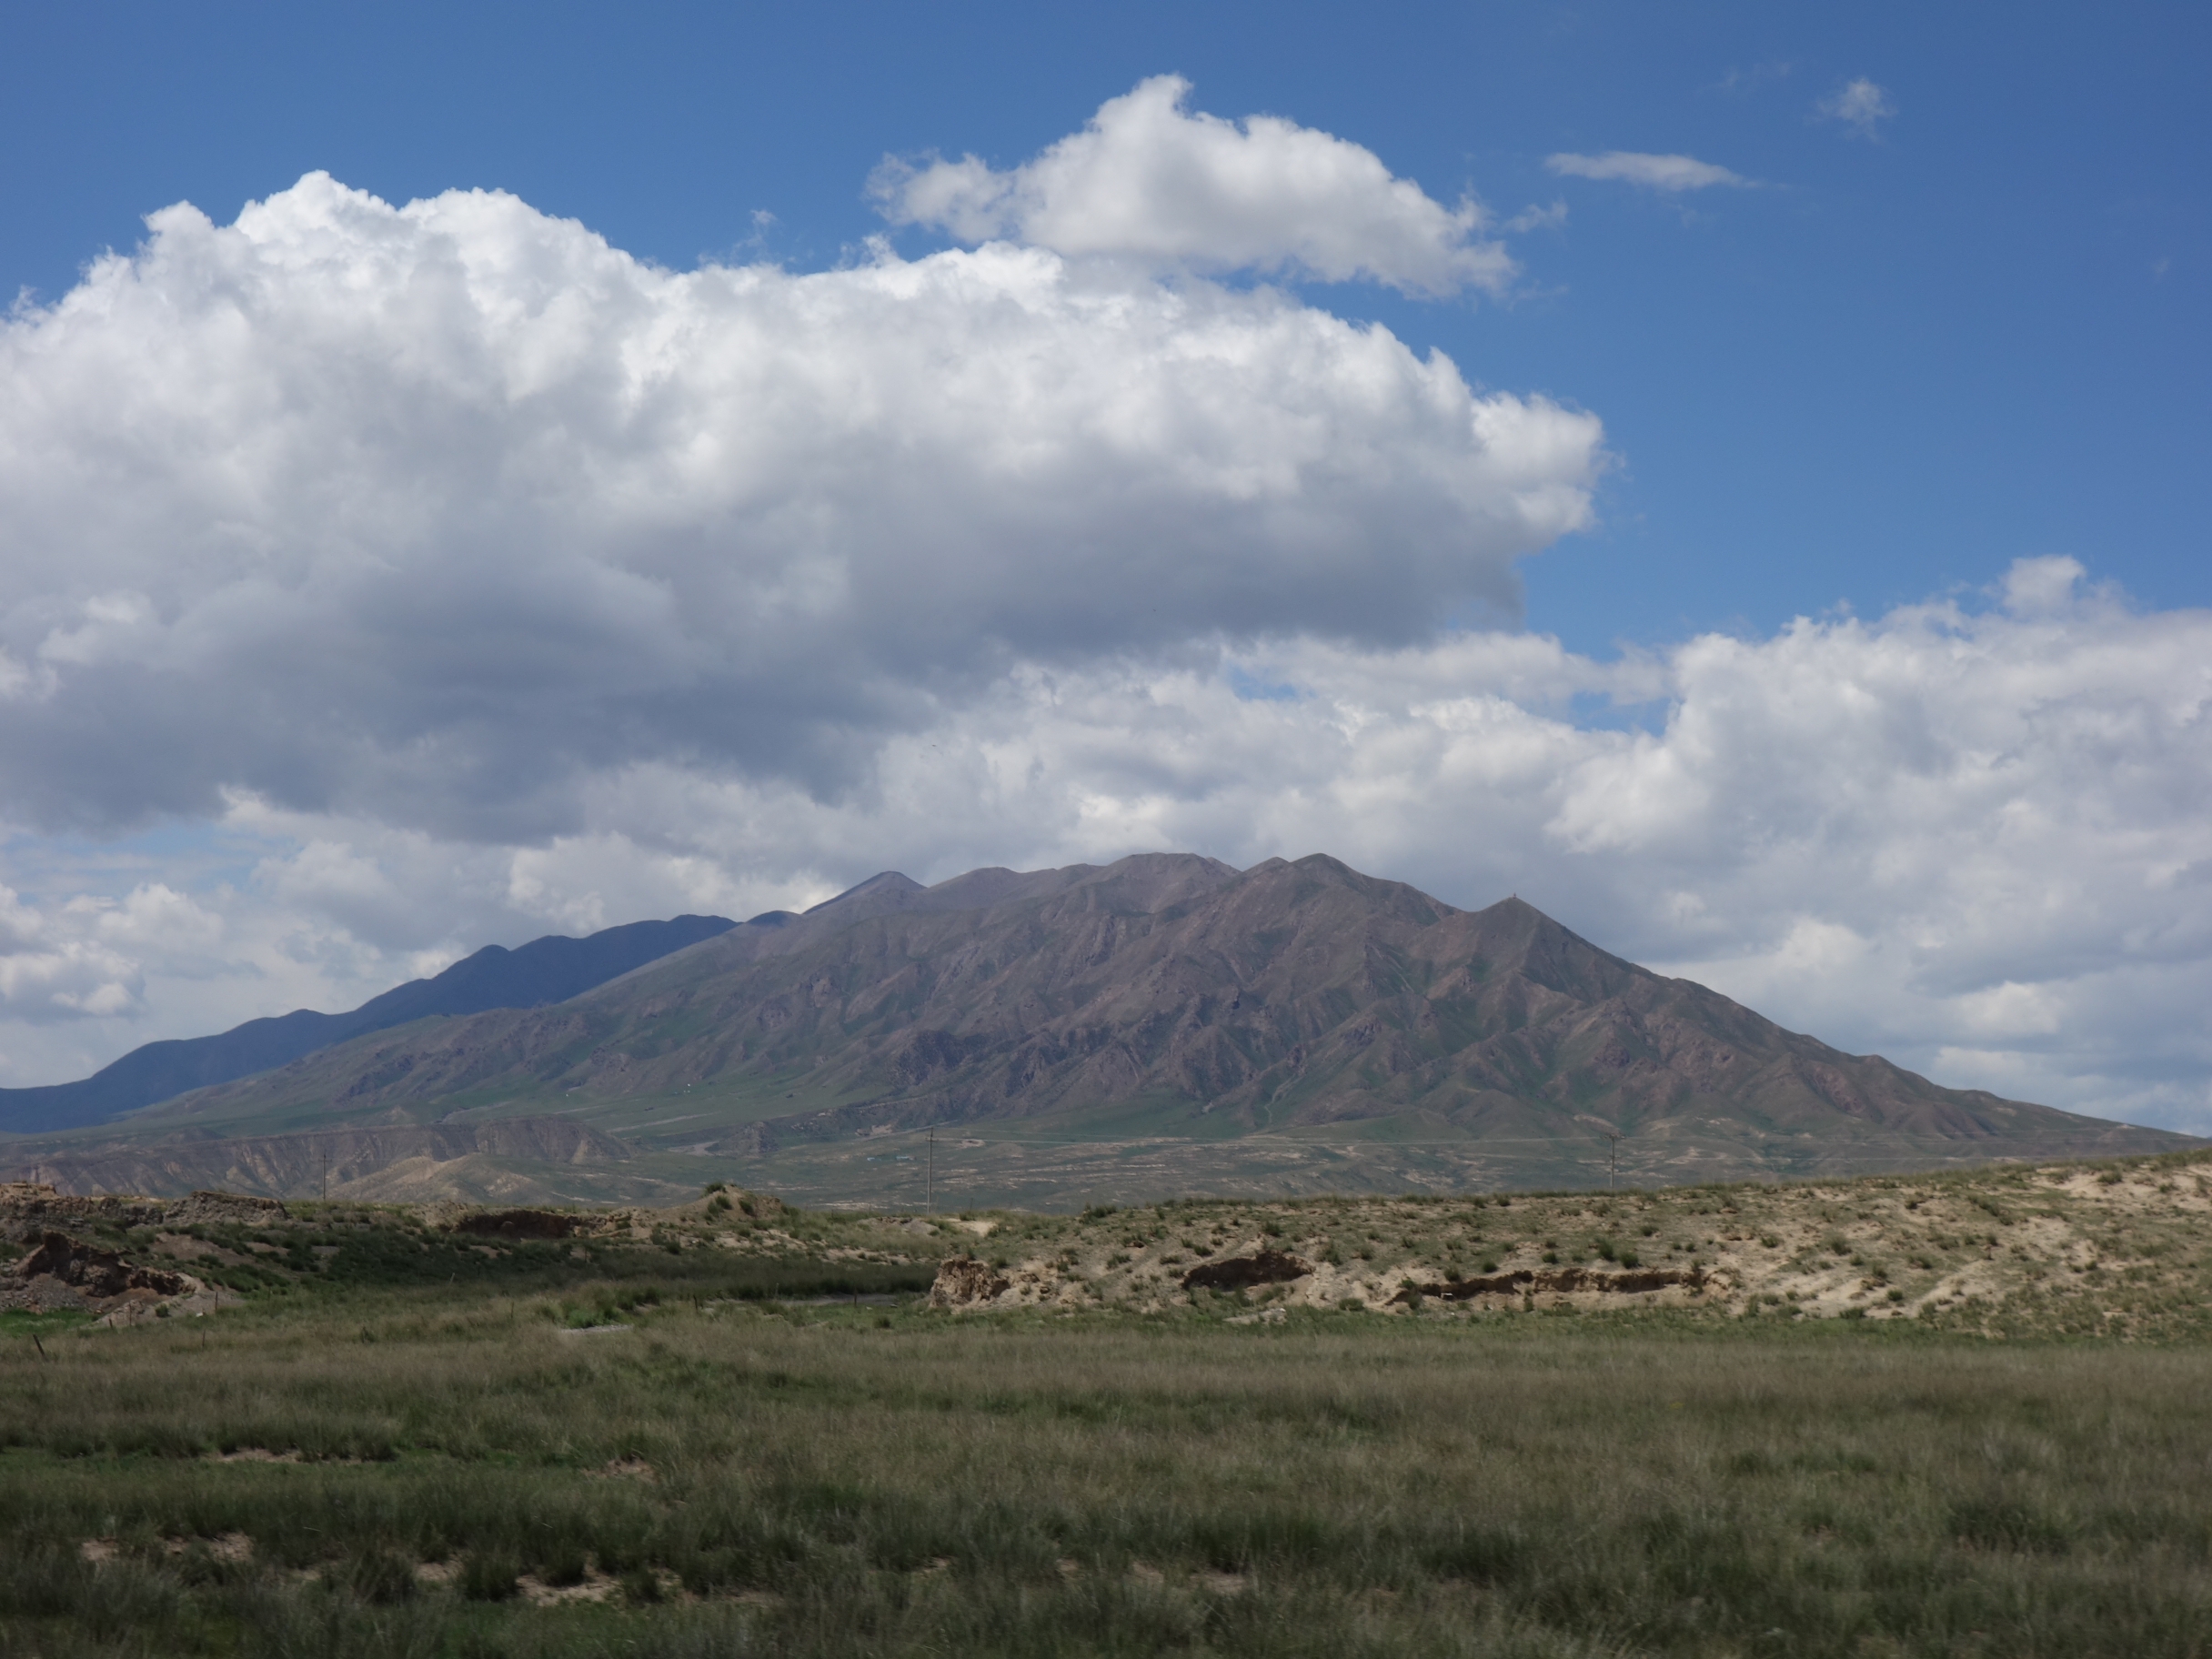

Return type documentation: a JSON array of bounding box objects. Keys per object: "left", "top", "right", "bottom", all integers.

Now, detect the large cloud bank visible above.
[
  {"left": 5, "top": 561, "right": 2206, "bottom": 1132},
  {"left": 0, "top": 83, "right": 2206, "bottom": 1136},
  {"left": 0, "top": 169, "right": 1593, "bottom": 840}
]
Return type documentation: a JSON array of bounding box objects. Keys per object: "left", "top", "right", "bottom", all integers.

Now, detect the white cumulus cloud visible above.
[
  {"left": 0, "top": 881, "right": 224, "bottom": 1025},
  {"left": 871, "top": 75, "right": 1514, "bottom": 297},
  {"left": 0, "top": 169, "right": 1602, "bottom": 843},
  {"left": 1545, "top": 152, "right": 1750, "bottom": 192}
]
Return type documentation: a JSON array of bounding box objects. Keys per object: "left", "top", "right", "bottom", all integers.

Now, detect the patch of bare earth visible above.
[
  {"left": 517, "top": 1565, "right": 621, "bottom": 1606},
  {"left": 166, "top": 1533, "right": 254, "bottom": 1563},
  {"left": 81, "top": 1533, "right": 253, "bottom": 1566}
]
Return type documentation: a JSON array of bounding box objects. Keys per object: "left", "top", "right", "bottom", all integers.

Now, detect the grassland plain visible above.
[{"left": 0, "top": 1153, "right": 2208, "bottom": 1658}]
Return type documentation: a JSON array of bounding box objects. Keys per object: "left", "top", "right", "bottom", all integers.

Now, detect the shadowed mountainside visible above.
[
  {"left": 0, "top": 914, "right": 737, "bottom": 1134},
  {"left": 72, "top": 852, "right": 2187, "bottom": 1200}
]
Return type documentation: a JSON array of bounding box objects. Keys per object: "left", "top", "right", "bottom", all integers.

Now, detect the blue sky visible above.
[{"left": 0, "top": 3, "right": 2207, "bottom": 1132}]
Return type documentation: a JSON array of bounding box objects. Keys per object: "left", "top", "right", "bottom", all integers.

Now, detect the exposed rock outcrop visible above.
[
  {"left": 928, "top": 1256, "right": 1010, "bottom": 1309},
  {"left": 14, "top": 1232, "right": 190, "bottom": 1298},
  {"left": 3, "top": 1225, "right": 206, "bottom": 1317}
]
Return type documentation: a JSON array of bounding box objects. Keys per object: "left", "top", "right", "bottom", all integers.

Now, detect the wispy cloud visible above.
[
  {"left": 1544, "top": 152, "right": 1750, "bottom": 192},
  {"left": 1714, "top": 61, "right": 1793, "bottom": 95},
  {"left": 1817, "top": 78, "right": 1895, "bottom": 137},
  {"left": 1503, "top": 200, "right": 1568, "bottom": 233}
]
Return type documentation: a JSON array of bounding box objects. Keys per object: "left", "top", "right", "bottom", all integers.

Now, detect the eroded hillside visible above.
[
  {"left": 12, "top": 1149, "right": 2206, "bottom": 1343},
  {"left": 930, "top": 1149, "right": 2212, "bottom": 1340}
]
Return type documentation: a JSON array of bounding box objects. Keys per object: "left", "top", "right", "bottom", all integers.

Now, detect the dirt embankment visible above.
[
  {"left": 14, "top": 1232, "right": 191, "bottom": 1300},
  {"left": 928, "top": 1247, "right": 1706, "bottom": 1312},
  {"left": 0, "top": 1182, "right": 297, "bottom": 1323},
  {"left": 451, "top": 1209, "right": 586, "bottom": 1241},
  {"left": 0, "top": 1190, "right": 232, "bottom": 1322},
  {"left": 1180, "top": 1250, "right": 1312, "bottom": 1291},
  {"left": 1390, "top": 1264, "right": 1705, "bottom": 1302},
  {"left": 2, "top": 1183, "right": 287, "bottom": 1243},
  {"left": 921, "top": 1151, "right": 2212, "bottom": 1333}
]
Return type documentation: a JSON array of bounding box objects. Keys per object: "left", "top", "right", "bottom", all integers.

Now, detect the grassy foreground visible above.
[
  {"left": 5, "top": 1290, "right": 2212, "bottom": 1656},
  {"left": 5, "top": 1156, "right": 2212, "bottom": 1657}
]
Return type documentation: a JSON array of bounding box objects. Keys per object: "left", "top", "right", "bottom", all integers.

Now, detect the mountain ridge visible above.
[
  {"left": 0, "top": 913, "right": 739, "bottom": 1135},
  {"left": 57, "top": 852, "right": 2184, "bottom": 1206}
]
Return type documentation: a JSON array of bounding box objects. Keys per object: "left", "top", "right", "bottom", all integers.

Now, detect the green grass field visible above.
[
  {"left": 4, "top": 1174, "right": 2211, "bottom": 1657},
  {"left": 6, "top": 1304, "right": 2211, "bottom": 1656}
]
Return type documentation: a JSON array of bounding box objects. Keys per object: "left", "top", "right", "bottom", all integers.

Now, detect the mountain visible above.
[
  {"left": 24, "top": 852, "right": 2183, "bottom": 1203},
  {"left": 0, "top": 914, "right": 737, "bottom": 1134},
  {"left": 0, "top": 1116, "right": 636, "bottom": 1209}
]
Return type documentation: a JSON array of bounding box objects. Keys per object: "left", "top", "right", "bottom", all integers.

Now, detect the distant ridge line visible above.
[{"left": 0, "top": 914, "right": 739, "bottom": 1135}]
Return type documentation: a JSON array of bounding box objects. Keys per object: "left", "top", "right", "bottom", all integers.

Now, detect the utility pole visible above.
[
  {"left": 319, "top": 1143, "right": 330, "bottom": 1203},
  {"left": 1606, "top": 1132, "right": 1620, "bottom": 1191},
  {"left": 927, "top": 1130, "right": 935, "bottom": 1212}
]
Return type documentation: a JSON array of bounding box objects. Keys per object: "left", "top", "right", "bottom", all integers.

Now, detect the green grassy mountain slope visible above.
[{"left": 10, "top": 852, "right": 2186, "bottom": 1202}]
